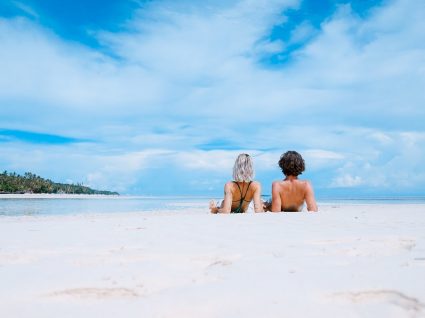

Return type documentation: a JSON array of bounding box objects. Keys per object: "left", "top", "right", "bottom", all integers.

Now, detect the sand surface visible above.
[{"left": 1, "top": 204, "right": 425, "bottom": 317}]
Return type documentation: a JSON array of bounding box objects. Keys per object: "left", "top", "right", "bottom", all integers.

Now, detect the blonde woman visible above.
[{"left": 209, "top": 153, "right": 264, "bottom": 213}]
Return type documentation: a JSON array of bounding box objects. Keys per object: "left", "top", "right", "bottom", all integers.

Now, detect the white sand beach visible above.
[{"left": 1, "top": 204, "right": 425, "bottom": 318}]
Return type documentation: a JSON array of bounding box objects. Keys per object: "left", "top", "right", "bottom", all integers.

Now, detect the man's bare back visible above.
[
  {"left": 271, "top": 176, "right": 317, "bottom": 212},
  {"left": 270, "top": 151, "right": 318, "bottom": 212}
]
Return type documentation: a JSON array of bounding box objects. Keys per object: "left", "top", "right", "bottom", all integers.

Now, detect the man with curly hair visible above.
[{"left": 270, "top": 151, "right": 318, "bottom": 212}]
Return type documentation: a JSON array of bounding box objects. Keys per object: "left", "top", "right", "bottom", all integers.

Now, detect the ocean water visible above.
[
  {"left": 0, "top": 196, "right": 209, "bottom": 217},
  {"left": 0, "top": 195, "right": 424, "bottom": 217}
]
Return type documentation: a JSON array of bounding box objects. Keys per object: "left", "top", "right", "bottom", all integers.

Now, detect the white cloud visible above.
[
  {"left": 331, "top": 174, "right": 363, "bottom": 187},
  {"left": 11, "top": 1, "right": 39, "bottom": 19},
  {"left": 0, "top": 0, "right": 424, "bottom": 194},
  {"left": 369, "top": 132, "right": 393, "bottom": 145},
  {"left": 289, "top": 21, "right": 316, "bottom": 45},
  {"left": 304, "top": 149, "right": 344, "bottom": 160},
  {"left": 175, "top": 150, "right": 237, "bottom": 172}
]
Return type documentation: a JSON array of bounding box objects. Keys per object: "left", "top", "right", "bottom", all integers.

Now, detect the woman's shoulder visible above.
[
  {"left": 249, "top": 180, "right": 262, "bottom": 189},
  {"left": 227, "top": 180, "right": 261, "bottom": 189},
  {"left": 224, "top": 181, "right": 235, "bottom": 189}
]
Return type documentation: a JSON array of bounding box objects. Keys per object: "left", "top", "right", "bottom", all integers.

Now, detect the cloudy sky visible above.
[{"left": 0, "top": 0, "right": 424, "bottom": 197}]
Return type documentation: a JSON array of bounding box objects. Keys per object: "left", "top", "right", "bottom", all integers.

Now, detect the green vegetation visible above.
[{"left": 0, "top": 171, "right": 119, "bottom": 195}]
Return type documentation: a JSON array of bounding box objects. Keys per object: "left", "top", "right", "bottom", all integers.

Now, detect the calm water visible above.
[
  {"left": 0, "top": 195, "right": 424, "bottom": 217},
  {"left": 0, "top": 196, "right": 209, "bottom": 216}
]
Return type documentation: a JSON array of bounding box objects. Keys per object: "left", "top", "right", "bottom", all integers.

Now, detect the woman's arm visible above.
[
  {"left": 271, "top": 181, "right": 282, "bottom": 212},
  {"left": 216, "top": 182, "right": 233, "bottom": 213},
  {"left": 252, "top": 182, "right": 264, "bottom": 213}
]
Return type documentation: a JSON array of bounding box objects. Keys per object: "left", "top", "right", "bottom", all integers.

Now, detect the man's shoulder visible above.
[
  {"left": 271, "top": 180, "right": 283, "bottom": 188},
  {"left": 297, "top": 179, "right": 313, "bottom": 192},
  {"left": 298, "top": 179, "right": 312, "bottom": 186}
]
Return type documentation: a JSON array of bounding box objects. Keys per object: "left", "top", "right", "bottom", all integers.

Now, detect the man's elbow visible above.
[{"left": 270, "top": 203, "right": 281, "bottom": 212}]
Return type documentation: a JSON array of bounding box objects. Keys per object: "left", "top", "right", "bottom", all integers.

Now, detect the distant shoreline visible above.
[
  {"left": 0, "top": 171, "right": 119, "bottom": 195},
  {"left": 0, "top": 193, "right": 121, "bottom": 199}
]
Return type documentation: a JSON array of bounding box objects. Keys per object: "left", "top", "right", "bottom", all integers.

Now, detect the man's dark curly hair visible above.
[{"left": 278, "top": 151, "right": 305, "bottom": 176}]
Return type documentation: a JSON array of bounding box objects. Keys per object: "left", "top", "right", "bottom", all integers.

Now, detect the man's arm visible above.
[
  {"left": 271, "top": 182, "right": 282, "bottom": 212},
  {"left": 252, "top": 182, "right": 264, "bottom": 213},
  {"left": 305, "top": 181, "right": 318, "bottom": 212}
]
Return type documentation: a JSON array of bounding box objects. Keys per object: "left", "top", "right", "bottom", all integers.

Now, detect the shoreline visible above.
[{"left": 1, "top": 192, "right": 425, "bottom": 202}]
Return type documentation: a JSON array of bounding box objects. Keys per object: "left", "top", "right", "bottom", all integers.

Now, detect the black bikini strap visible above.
[
  {"left": 233, "top": 181, "right": 242, "bottom": 196},
  {"left": 241, "top": 181, "right": 252, "bottom": 201}
]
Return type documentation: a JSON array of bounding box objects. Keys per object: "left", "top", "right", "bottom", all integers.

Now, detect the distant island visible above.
[{"left": 0, "top": 171, "right": 119, "bottom": 195}]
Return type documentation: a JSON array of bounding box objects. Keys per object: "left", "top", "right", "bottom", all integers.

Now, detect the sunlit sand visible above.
[{"left": 1, "top": 203, "right": 425, "bottom": 317}]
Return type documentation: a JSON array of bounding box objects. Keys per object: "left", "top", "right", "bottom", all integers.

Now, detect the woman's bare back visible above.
[
  {"left": 229, "top": 181, "right": 256, "bottom": 212},
  {"left": 210, "top": 181, "right": 263, "bottom": 213}
]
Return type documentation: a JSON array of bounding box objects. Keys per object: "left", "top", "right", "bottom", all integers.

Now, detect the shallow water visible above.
[
  {"left": 0, "top": 196, "right": 208, "bottom": 216},
  {"left": 1, "top": 195, "right": 424, "bottom": 217}
]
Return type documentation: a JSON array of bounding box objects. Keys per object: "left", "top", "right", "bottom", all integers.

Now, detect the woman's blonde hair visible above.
[{"left": 232, "top": 153, "right": 254, "bottom": 182}]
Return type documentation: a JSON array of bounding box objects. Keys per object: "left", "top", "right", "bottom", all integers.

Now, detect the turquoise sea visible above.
[
  {"left": 1, "top": 195, "right": 425, "bottom": 217},
  {"left": 0, "top": 196, "right": 209, "bottom": 217}
]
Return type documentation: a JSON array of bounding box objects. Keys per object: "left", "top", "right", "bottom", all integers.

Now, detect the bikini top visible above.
[{"left": 231, "top": 181, "right": 252, "bottom": 213}]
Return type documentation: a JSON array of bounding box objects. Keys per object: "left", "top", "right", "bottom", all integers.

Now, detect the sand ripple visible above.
[
  {"left": 47, "top": 287, "right": 139, "bottom": 299},
  {"left": 333, "top": 290, "right": 425, "bottom": 317}
]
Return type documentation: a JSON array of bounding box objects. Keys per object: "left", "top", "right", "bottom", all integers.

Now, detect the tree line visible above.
[{"left": 0, "top": 171, "right": 119, "bottom": 195}]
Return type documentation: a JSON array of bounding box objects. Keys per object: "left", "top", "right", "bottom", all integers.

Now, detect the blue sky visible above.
[{"left": 1, "top": 0, "right": 425, "bottom": 197}]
